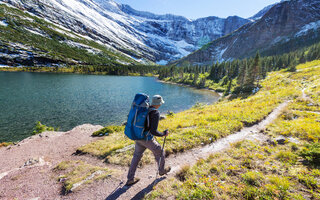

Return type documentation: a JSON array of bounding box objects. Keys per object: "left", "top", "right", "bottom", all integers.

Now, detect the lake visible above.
[{"left": 0, "top": 72, "right": 220, "bottom": 142}]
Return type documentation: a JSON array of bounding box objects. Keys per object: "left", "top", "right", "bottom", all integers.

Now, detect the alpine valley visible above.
[{"left": 1, "top": 0, "right": 320, "bottom": 67}]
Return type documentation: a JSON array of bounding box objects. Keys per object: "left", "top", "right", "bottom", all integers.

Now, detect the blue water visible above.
[{"left": 0, "top": 72, "right": 220, "bottom": 142}]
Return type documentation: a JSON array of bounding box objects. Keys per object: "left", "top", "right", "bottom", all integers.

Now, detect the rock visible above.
[
  {"left": 122, "top": 122, "right": 127, "bottom": 126},
  {"left": 275, "top": 136, "right": 287, "bottom": 145},
  {"left": 59, "top": 178, "right": 67, "bottom": 183},
  {"left": 160, "top": 115, "right": 166, "bottom": 120},
  {"left": 307, "top": 103, "right": 314, "bottom": 106},
  {"left": 24, "top": 158, "right": 40, "bottom": 167},
  {"left": 266, "top": 139, "right": 276, "bottom": 146}
]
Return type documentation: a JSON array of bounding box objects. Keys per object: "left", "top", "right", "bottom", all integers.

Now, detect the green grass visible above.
[
  {"left": 54, "top": 160, "right": 115, "bottom": 194},
  {"left": 92, "top": 125, "right": 125, "bottom": 137},
  {"left": 32, "top": 121, "right": 57, "bottom": 135},
  {"left": 143, "top": 60, "right": 320, "bottom": 200},
  {"left": 145, "top": 140, "right": 320, "bottom": 200}
]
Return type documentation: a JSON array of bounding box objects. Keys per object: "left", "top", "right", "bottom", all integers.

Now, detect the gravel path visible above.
[{"left": 0, "top": 102, "right": 288, "bottom": 200}]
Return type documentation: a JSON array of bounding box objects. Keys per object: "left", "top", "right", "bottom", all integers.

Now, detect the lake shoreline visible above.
[
  {"left": 157, "top": 79, "right": 224, "bottom": 97},
  {"left": 0, "top": 67, "right": 154, "bottom": 77}
]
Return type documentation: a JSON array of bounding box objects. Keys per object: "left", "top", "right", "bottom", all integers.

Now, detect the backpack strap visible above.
[
  {"left": 146, "top": 107, "right": 157, "bottom": 128},
  {"left": 145, "top": 107, "right": 157, "bottom": 140}
]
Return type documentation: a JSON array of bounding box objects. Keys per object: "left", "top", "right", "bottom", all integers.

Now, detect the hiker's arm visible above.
[{"left": 149, "top": 111, "right": 165, "bottom": 137}]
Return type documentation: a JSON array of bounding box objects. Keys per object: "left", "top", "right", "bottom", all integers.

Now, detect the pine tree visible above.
[
  {"left": 193, "top": 71, "right": 199, "bottom": 86},
  {"left": 199, "top": 77, "right": 206, "bottom": 88},
  {"left": 243, "top": 62, "right": 255, "bottom": 91},
  {"left": 237, "top": 60, "right": 246, "bottom": 88},
  {"left": 253, "top": 52, "right": 260, "bottom": 86}
]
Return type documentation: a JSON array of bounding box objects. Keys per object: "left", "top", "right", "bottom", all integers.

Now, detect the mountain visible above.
[
  {"left": 173, "top": 0, "right": 320, "bottom": 66},
  {"left": 2, "top": 0, "right": 250, "bottom": 65},
  {"left": 0, "top": 2, "right": 144, "bottom": 67}
]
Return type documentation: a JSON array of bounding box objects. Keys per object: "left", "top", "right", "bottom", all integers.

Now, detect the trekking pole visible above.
[{"left": 154, "top": 133, "right": 167, "bottom": 186}]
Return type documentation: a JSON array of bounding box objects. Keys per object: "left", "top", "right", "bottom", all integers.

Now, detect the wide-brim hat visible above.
[{"left": 151, "top": 95, "right": 165, "bottom": 106}]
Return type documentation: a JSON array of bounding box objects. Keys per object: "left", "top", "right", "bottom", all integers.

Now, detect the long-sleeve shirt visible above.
[{"left": 144, "top": 107, "right": 165, "bottom": 137}]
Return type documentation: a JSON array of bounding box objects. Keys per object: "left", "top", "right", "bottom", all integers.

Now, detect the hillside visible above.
[
  {"left": 173, "top": 0, "right": 320, "bottom": 66},
  {"left": 2, "top": 0, "right": 251, "bottom": 64},
  {"left": 0, "top": 3, "right": 141, "bottom": 67},
  {"left": 1, "top": 59, "right": 319, "bottom": 199}
]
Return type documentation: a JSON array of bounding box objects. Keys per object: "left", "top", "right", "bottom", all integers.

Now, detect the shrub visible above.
[
  {"left": 176, "top": 165, "right": 192, "bottom": 182},
  {"left": 0, "top": 142, "right": 13, "bottom": 148},
  {"left": 297, "top": 174, "right": 318, "bottom": 189},
  {"left": 291, "top": 143, "right": 299, "bottom": 152},
  {"left": 32, "top": 121, "right": 55, "bottom": 135},
  {"left": 242, "top": 171, "right": 264, "bottom": 186},
  {"left": 300, "top": 143, "right": 320, "bottom": 167},
  {"left": 242, "top": 186, "right": 259, "bottom": 200},
  {"left": 268, "top": 176, "right": 291, "bottom": 199}
]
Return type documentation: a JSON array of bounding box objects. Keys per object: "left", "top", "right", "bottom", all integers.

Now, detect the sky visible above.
[{"left": 114, "top": 0, "right": 281, "bottom": 19}]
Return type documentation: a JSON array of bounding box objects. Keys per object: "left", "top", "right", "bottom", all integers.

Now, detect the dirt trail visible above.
[
  {"left": 0, "top": 124, "right": 103, "bottom": 200},
  {"left": 0, "top": 102, "right": 288, "bottom": 200}
]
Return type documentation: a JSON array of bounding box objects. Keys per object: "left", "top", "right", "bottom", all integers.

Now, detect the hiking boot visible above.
[
  {"left": 159, "top": 166, "right": 171, "bottom": 176},
  {"left": 125, "top": 177, "right": 140, "bottom": 186}
]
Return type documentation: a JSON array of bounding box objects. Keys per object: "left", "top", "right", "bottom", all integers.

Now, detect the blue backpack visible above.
[{"left": 125, "top": 93, "right": 152, "bottom": 140}]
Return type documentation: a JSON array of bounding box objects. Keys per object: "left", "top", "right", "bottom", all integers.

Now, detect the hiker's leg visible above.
[
  {"left": 127, "top": 141, "right": 146, "bottom": 181},
  {"left": 146, "top": 138, "right": 165, "bottom": 174}
]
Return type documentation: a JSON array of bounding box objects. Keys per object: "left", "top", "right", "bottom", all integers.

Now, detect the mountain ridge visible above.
[
  {"left": 2, "top": 0, "right": 259, "bottom": 65},
  {"left": 173, "top": 0, "right": 320, "bottom": 66}
]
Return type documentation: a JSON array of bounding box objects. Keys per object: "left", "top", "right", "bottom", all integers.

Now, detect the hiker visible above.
[{"left": 126, "top": 95, "right": 171, "bottom": 186}]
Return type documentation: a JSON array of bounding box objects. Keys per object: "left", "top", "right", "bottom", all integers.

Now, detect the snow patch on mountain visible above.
[
  {"left": 250, "top": 4, "right": 275, "bottom": 20},
  {"left": 24, "top": 28, "right": 49, "bottom": 38},
  {"left": 295, "top": 20, "right": 320, "bottom": 37},
  {"left": 0, "top": 20, "right": 8, "bottom": 27},
  {"left": 217, "top": 47, "right": 228, "bottom": 62},
  {"left": 52, "top": 27, "right": 80, "bottom": 39},
  {"left": 62, "top": 40, "right": 102, "bottom": 54}
]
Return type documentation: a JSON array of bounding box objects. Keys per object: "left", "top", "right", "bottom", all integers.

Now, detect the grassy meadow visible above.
[{"left": 144, "top": 61, "right": 320, "bottom": 199}]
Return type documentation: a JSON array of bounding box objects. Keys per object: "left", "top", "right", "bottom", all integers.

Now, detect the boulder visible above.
[{"left": 275, "top": 136, "right": 287, "bottom": 145}]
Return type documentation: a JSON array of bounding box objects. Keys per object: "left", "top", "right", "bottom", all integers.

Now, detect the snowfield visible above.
[{"left": 0, "top": 20, "right": 8, "bottom": 27}]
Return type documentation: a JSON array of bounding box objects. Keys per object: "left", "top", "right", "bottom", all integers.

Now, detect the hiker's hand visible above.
[{"left": 164, "top": 130, "right": 169, "bottom": 136}]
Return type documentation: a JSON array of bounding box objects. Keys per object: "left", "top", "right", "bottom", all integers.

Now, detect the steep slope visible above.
[
  {"left": 174, "top": 0, "right": 320, "bottom": 66},
  {"left": 0, "top": 3, "right": 141, "bottom": 67},
  {"left": 3, "top": 0, "right": 250, "bottom": 64}
]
